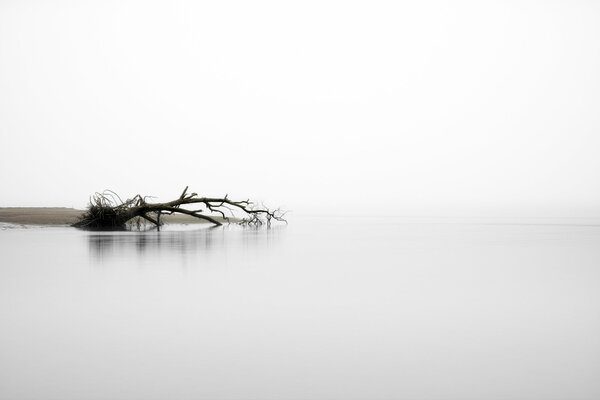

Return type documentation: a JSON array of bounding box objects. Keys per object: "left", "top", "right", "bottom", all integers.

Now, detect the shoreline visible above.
[
  {"left": 0, "top": 207, "right": 223, "bottom": 226},
  {"left": 0, "top": 207, "right": 83, "bottom": 225}
]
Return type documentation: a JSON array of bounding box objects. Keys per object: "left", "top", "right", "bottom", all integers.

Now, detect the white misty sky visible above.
[{"left": 1, "top": 0, "right": 599, "bottom": 216}]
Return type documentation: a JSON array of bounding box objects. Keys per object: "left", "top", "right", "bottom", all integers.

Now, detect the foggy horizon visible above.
[{"left": 1, "top": 0, "right": 600, "bottom": 216}]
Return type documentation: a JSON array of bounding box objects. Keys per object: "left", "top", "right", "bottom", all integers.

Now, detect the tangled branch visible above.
[{"left": 73, "top": 186, "right": 287, "bottom": 230}]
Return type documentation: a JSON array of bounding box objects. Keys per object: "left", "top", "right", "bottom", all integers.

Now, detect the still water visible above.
[{"left": 1, "top": 217, "right": 600, "bottom": 399}]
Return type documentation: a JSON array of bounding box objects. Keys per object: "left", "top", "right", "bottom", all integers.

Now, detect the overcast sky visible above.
[{"left": 1, "top": 0, "right": 599, "bottom": 216}]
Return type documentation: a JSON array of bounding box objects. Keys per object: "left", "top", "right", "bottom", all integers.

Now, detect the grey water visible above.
[{"left": 1, "top": 217, "right": 600, "bottom": 400}]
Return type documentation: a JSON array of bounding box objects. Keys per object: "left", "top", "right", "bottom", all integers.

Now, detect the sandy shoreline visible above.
[
  {"left": 0, "top": 208, "right": 83, "bottom": 225},
  {"left": 0, "top": 207, "right": 220, "bottom": 226}
]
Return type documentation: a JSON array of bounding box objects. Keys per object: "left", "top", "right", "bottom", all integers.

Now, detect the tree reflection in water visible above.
[{"left": 87, "top": 224, "right": 284, "bottom": 264}]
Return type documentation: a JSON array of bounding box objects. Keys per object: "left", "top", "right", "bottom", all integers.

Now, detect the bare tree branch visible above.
[{"left": 73, "top": 187, "right": 286, "bottom": 230}]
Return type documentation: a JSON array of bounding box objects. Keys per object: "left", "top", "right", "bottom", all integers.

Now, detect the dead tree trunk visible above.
[{"left": 72, "top": 187, "right": 286, "bottom": 230}]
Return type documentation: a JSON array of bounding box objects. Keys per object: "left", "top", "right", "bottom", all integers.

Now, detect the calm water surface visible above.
[{"left": 1, "top": 217, "right": 600, "bottom": 399}]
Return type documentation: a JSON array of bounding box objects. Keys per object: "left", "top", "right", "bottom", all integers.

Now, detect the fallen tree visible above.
[{"left": 72, "top": 186, "right": 286, "bottom": 230}]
